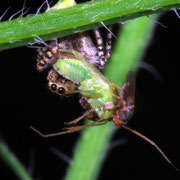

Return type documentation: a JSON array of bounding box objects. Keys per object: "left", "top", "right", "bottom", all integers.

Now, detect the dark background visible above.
[{"left": 0, "top": 0, "right": 180, "bottom": 179}]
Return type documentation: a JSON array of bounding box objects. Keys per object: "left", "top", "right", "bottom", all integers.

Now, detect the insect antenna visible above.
[{"left": 122, "top": 125, "right": 180, "bottom": 171}]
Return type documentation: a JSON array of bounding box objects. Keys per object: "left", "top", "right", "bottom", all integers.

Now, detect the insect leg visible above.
[
  {"left": 92, "top": 119, "right": 109, "bottom": 126},
  {"left": 63, "top": 118, "right": 108, "bottom": 131},
  {"left": 64, "top": 109, "right": 95, "bottom": 125},
  {"left": 30, "top": 125, "right": 78, "bottom": 137},
  {"left": 30, "top": 118, "right": 106, "bottom": 137},
  {"left": 122, "top": 125, "right": 180, "bottom": 171},
  {"left": 103, "top": 88, "right": 119, "bottom": 99},
  {"left": 110, "top": 82, "right": 122, "bottom": 90}
]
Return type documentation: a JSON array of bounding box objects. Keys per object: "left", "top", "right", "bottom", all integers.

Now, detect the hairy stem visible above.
[{"left": 0, "top": 0, "right": 179, "bottom": 50}]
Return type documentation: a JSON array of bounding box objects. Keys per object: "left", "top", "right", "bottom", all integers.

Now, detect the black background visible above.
[{"left": 0, "top": 0, "right": 180, "bottom": 179}]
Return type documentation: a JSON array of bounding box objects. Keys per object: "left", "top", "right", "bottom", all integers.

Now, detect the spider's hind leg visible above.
[
  {"left": 93, "top": 26, "right": 113, "bottom": 70},
  {"left": 93, "top": 28, "right": 106, "bottom": 70},
  {"left": 105, "top": 25, "right": 113, "bottom": 60}
]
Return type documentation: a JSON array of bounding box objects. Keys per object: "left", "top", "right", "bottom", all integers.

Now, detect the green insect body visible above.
[
  {"left": 53, "top": 50, "right": 118, "bottom": 120},
  {"left": 54, "top": 59, "right": 92, "bottom": 83}
]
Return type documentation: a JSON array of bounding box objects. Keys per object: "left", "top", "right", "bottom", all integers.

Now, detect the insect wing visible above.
[
  {"left": 120, "top": 71, "right": 135, "bottom": 122},
  {"left": 126, "top": 71, "right": 135, "bottom": 104},
  {"left": 72, "top": 50, "right": 113, "bottom": 90}
]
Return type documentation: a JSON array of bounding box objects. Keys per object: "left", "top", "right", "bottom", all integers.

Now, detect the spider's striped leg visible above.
[
  {"left": 93, "top": 28, "right": 106, "bottom": 70},
  {"left": 105, "top": 25, "right": 113, "bottom": 61}
]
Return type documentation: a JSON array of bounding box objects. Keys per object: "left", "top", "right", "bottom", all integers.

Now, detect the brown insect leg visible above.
[
  {"left": 30, "top": 125, "right": 81, "bottom": 137},
  {"left": 122, "top": 125, "right": 180, "bottom": 171},
  {"left": 110, "top": 82, "right": 122, "bottom": 90},
  {"left": 30, "top": 118, "right": 106, "bottom": 137},
  {"left": 64, "top": 109, "right": 94, "bottom": 125},
  {"left": 63, "top": 118, "right": 107, "bottom": 131}
]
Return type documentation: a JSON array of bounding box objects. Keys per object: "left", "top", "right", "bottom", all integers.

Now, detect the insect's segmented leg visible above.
[
  {"left": 63, "top": 118, "right": 107, "bottom": 132},
  {"left": 64, "top": 109, "right": 94, "bottom": 125},
  {"left": 92, "top": 119, "right": 109, "bottom": 126},
  {"left": 30, "top": 118, "right": 106, "bottom": 137},
  {"left": 122, "top": 125, "right": 180, "bottom": 171},
  {"left": 105, "top": 25, "right": 113, "bottom": 60},
  {"left": 110, "top": 82, "right": 122, "bottom": 90},
  {"left": 93, "top": 28, "right": 106, "bottom": 69}
]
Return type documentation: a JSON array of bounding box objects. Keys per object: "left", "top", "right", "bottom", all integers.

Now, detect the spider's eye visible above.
[
  {"left": 51, "top": 84, "right": 57, "bottom": 91},
  {"left": 58, "top": 87, "right": 66, "bottom": 95}
]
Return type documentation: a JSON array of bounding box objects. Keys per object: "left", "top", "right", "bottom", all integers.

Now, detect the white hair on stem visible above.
[
  {"left": 0, "top": 6, "right": 11, "bottom": 21},
  {"left": 19, "top": 0, "right": 26, "bottom": 17},
  {"left": 27, "top": 36, "right": 50, "bottom": 49},
  {"left": 101, "top": 21, "right": 117, "bottom": 39},
  {"left": 36, "top": 0, "right": 53, "bottom": 14},
  {"left": 147, "top": 15, "right": 167, "bottom": 28},
  {"left": 9, "top": 2, "right": 30, "bottom": 21},
  {"left": 36, "top": 0, "right": 47, "bottom": 14},
  {"left": 45, "top": 0, "right": 51, "bottom": 11},
  {"left": 173, "top": 8, "right": 180, "bottom": 19},
  {"left": 9, "top": 8, "right": 25, "bottom": 20},
  {"left": 27, "top": 45, "right": 44, "bottom": 49}
]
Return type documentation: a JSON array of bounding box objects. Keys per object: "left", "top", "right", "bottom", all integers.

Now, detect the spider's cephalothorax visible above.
[
  {"left": 47, "top": 68, "right": 96, "bottom": 118},
  {"left": 47, "top": 69, "right": 78, "bottom": 96},
  {"left": 37, "top": 28, "right": 112, "bottom": 72}
]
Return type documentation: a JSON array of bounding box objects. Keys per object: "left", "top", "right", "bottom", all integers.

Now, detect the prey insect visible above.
[
  {"left": 33, "top": 49, "right": 133, "bottom": 132},
  {"left": 31, "top": 50, "right": 179, "bottom": 171}
]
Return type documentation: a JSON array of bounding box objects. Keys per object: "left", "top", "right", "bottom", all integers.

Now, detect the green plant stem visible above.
[
  {"left": 64, "top": 15, "right": 158, "bottom": 180},
  {"left": 0, "top": 0, "right": 179, "bottom": 50},
  {"left": 0, "top": 140, "right": 32, "bottom": 180}
]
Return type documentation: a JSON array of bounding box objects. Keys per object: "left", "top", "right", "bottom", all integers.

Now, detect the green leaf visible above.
[
  {"left": 0, "top": 140, "right": 32, "bottom": 180},
  {"left": 65, "top": 15, "right": 158, "bottom": 180},
  {"left": 0, "top": 0, "right": 179, "bottom": 50}
]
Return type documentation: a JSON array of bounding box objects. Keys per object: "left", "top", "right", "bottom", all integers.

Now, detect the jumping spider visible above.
[
  {"left": 36, "top": 27, "right": 113, "bottom": 119},
  {"left": 37, "top": 27, "right": 113, "bottom": 96}
]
